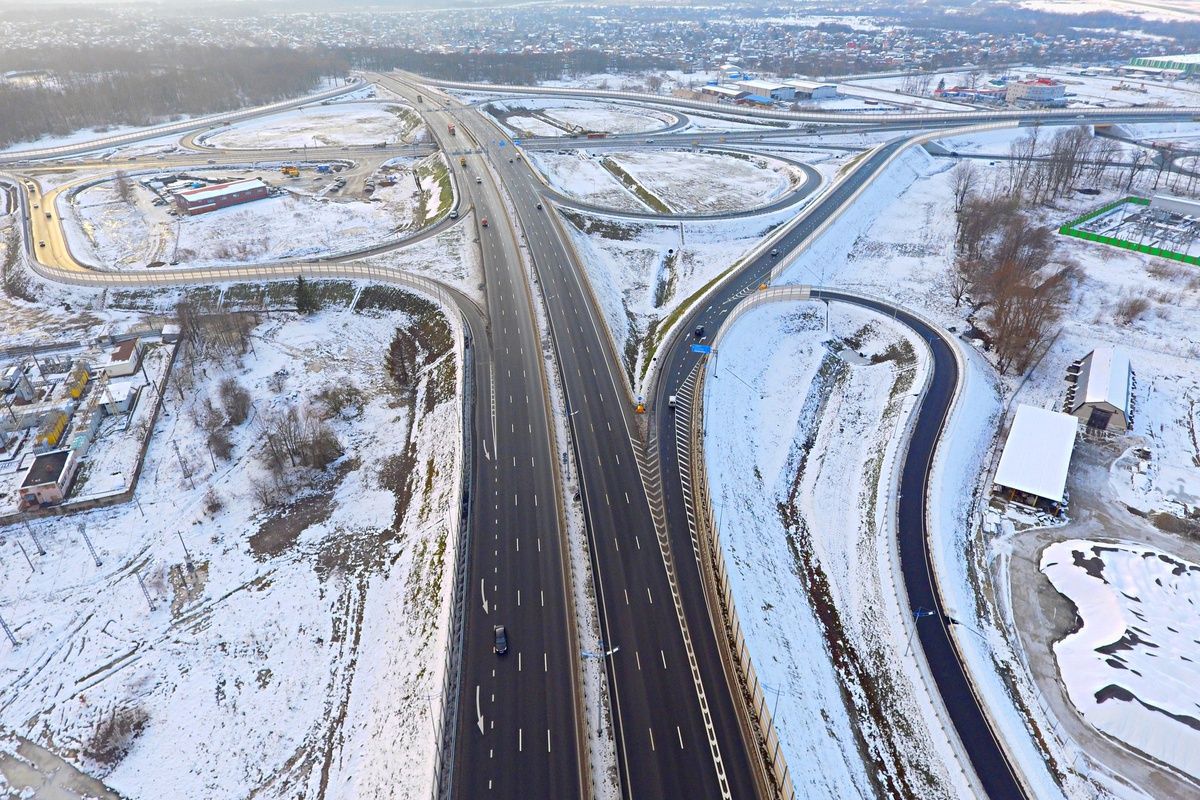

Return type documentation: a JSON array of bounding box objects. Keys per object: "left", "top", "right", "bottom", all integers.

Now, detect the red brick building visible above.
[{"left": 173, "top": 178, "right": 270, "bottom": 216}]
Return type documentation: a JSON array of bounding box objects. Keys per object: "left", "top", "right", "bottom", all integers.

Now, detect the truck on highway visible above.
[
  {"left": 448, "top": 123, "right": 456, "bottom": 136},
  {"left": 416, "top": 94, "right": 423, "bottom": 103},
  {"left": 586, "top": 132, "right": 607, "bottom": 139},
  {"left": 481, "top": 217, "right": 489, "bottom": 228},
  {"left": 459, "top": 156, "right": 467, "bottom": 167}
]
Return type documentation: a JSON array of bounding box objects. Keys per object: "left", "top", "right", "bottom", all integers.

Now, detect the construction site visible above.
[{"left": 1062, "top": 193, "right": 1200, "bottom": 263}]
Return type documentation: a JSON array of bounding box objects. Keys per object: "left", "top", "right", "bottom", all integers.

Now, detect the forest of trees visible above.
[
  {"left": 0, "top": 45, "right": 673, "bottom": 148},
  {"left": 0, "top": 47, "right": 350, "bottom": 149},
  {"left": 945, "top": 125, "right": 1198, "bottom": 375}
]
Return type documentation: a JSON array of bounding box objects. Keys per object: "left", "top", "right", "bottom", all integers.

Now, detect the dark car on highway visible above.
[{"left": 493, "top": 625, "right": 508, "bottom": 655}]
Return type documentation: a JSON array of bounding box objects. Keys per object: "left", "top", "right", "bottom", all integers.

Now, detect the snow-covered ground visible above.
[
  {"left": 759, "top": 122, "right": 1200, "bottom": 798},
  {"left": 560, "top": 207, "right": 792, "bottom": 381},
  {"left": 0, "top": 301, "right": 461, "bottom": 799},
  {"left": 202, "top": 102, "right": 425, "bottom": 149},
  {"left": 535, "top": 69, "right": 724, "bottom": 95},
  {"left": 61, "top": 157, "right": 449, "bottom": 269},
  {"left": 1018, "top": 0, "right": 1200, "bottom": 22},
  {"left": 703, "top": 299, "right": 972, "bottom": 798},
  {"left": 1041, "top": 539, "right": 1200, "bottom": 781},
  {"left": 360, "top": 211, "right": 484, "bottom": 306},
  {"left": 851, "top": 68, "right": 1200, "bottom": 110},
  {"left": 484, "top": 98, "right": 674, "bottom": 137},
  {"left": 531, "top": 149, "right": 808, "bottom": 214},
  {"left": 839, "top": 83, "right": 970, "bottom": 112}
]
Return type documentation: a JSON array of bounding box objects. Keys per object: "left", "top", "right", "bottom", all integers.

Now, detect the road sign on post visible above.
[{"left": 691, "top": 343, "right": 713, "bottom": 354}]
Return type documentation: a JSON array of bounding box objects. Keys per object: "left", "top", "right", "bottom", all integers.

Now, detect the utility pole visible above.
[
  {"left": 172, "top": 439, "right": 195, "bottom": 489},
  {"left": 23, "top": 520, "right": 45, "bottom": 556},
  {"left": 16, "top": 540, "right": 35, "bottom": 574},
  {"left": 177, "top": 531, "right": 195, "bottom": 575},
  {"left": 78, "top": 523, "right": 102, "bottom": 568},
  {"left": 136, "top": 571, "right": 156, "bottom": 612},
  {"left": 0, "top": 610, "right": 17, "bottom": 647}
]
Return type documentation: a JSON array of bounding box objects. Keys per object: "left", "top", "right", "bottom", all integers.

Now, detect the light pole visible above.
[
  {"left": 904, "top": 606, "right": 937, "bottom": 657},
  {"left": 583, "top": 643, "right": 620, "bottom": 729}
]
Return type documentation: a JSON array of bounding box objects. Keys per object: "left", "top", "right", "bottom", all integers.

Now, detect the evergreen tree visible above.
[{"left": 295, "top": 276, "right": 316, "bottom": 314}]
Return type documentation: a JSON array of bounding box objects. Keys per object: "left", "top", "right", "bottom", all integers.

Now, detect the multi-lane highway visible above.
[
  {"left": 390, "top": 81, "right": 588, "bottom": 800},
  {"left": 383, "top": 75, "right": 769, "bottom": 799},
  {"left": 8, "top": 71, "right": 1200, "bottom": 800}
]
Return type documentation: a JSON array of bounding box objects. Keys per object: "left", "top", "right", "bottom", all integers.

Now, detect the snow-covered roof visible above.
[
  {"left": 737, "top": 79, "right": 786, "bottom": 91},
  {"left": 785, "top": 79, "right": 837, "bottom": 90},
  {"left": 1072, "top": 346, "right": 1131, "bottom": 416},
  {"left": 176, "top": 178, "right": 266, "bottom": 204},
  {"left": 994, "top": 405, "right": 1078, "bottom": 503}
]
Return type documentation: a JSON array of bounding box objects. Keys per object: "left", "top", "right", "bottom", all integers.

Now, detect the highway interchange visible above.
[{"left": 4, "top": 72, "right": 1200, "bottom": 800}]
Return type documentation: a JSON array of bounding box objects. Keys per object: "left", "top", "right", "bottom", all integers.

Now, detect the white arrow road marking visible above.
[
  {"left": 481, "top": 579, "right": 489, "bottom": 614},
  {"left": 476, "top": 685, "right": 485, "bottom": 734}
]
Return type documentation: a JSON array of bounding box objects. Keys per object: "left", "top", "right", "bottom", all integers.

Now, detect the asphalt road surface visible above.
[
  {"left": 391, "top": 83, "right": 587, "bottom": 800},
  {"left": 651, "top": 138, "right": 1026, "bottom": 799},
  {"left": 421, "top": 84, "right": 765, "bottom": 799}
]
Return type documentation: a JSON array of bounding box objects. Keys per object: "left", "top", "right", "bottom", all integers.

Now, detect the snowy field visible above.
[
  {"left": 485, "top": 98, "right": 674, "bottom": 137},
  {"left": 1041, "top": 540, "right": 1200, "bottom": 781},
  {"left": 361, "top": 210, "right": 484, "bottom": 306},
  {"left": 851, "top": 68, "right": 1200, "bottom": 110},
  {"left": 761, "top": 122, "right": 1200, "bottom": 797},
  {"left": 532, "top": 149, "right": 808, "bottom": 214},
  {"left": 560, "top": 207, "right": 798, "bottom": 381},
  {"left": 535, "top": 69, "right": 725, "bottom": 94},
  {"left": 703, "top": 299, "right": 972, "bottom": 798},
  {"left": 0, "top": 301, "right": 460, "bottom": 799},
  {"left": 202, "top": 102, "right": 424, "bottom": 149},
  {"left": 61, "top": 157, "right": 448, "bottom": 269},
  {"left": 1020, "top": 0, "right": 1200, "bottom": 23}
]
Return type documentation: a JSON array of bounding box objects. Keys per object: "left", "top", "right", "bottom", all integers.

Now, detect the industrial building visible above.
[
  {"left": 1127, "top": 54, "right": 1200, "bottom": 78},
  {"left": 784, "top": 79, "right": 838, "bottom": 100},
  {"left": 701, "top": 84, "right": 747, "bottom": 101},
  {"left": 1005, "top": 77, "right": 1067, "bottom": 107},
  {"left": 173, "top": 178, "right": 270, "bottom": 216},
  {"left": 102, "top": 339, "right": 142, "bottom": 378},
  {"left": 734, "top": 79, "right": 794, "bottom": 102},
  {"left": 1150, "top": 194, "right": 1200, "bottom": 219},
  {"left": 17, "top": 448, "right": 78, "bottom": 510},
  {"left": 1067, "top": 347, "right": 1134, "bottom": 433},
  {"left": 993, "top": 405, "right": 1079, "bottom": 512}
]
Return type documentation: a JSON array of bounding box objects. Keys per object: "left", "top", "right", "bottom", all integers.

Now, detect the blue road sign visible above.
[
  {"left": 498, "top": 140, "right": 507, "bottom": 148},
  {"left": 512, "top": 138, "right": 522, "bottom": 145},
  {"left": 690, "top": 344, "right": 713, "bottom": 354}
]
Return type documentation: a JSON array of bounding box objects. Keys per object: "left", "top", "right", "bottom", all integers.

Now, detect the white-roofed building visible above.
[
  {"left": 701, "top": 85, "right": 747, "bottom": 101},
  {"left": 173, "top": 178, "right": 270, "bottom": 216},
  {"left": 1068, "top": 347, "right": 1134, "bottom": 433},
  {"left": 734, "top": 79, "right": 794, "bottom": 101},
  {"left": 993, "top": 404, "right": 1079, "bottom": 511},
  {"left": 784, "top": 79, "right": 839, "bottom": 100}
]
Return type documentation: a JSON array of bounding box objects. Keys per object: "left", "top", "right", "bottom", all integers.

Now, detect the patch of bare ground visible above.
[{"left": 249, "top": 458, "right": 358, "bottom": 559}]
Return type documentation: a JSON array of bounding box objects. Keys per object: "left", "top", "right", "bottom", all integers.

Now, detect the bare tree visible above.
[
  {"left": 218, "top": 377, "right": 251, "bottom": 425},
  {"left": 114, "top": 170, "right": 133, "bottom": 204},
  {"left": 951, "top": 160, "right": 977, "bottom": 217},
  {"left": 949, "top": 255, "right": 982, "bottom": 307}
]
